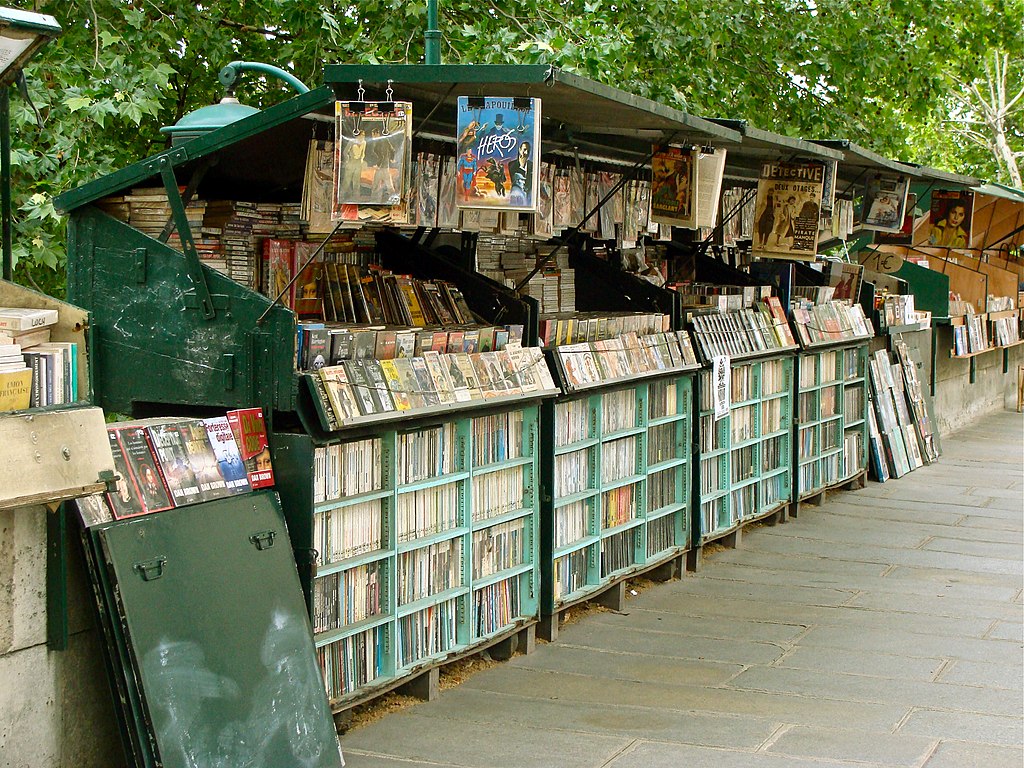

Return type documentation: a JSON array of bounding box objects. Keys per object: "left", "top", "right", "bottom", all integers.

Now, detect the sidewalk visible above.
[{"left": 341, "top": 409, "right": 1024, "bottom": 768}]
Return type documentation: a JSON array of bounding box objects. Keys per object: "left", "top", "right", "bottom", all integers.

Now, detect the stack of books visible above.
[
  {"left": 539, "top": 311, "right": 670, "bottom": 348},
  {"left": 552, "top": 330, "right": 699, "bottom": 391}
]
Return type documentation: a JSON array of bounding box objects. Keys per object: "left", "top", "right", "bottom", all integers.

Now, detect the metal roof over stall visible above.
[
  {"left": 323, "top": 64, "right": 742, "bottom": 162},
  {"left": 903, "top": 163, "right": 981, "bottom": 188},
  {"left": 810, "top": 139, "right": 921, "bottom": 177},
  {"left": 704, "top": 118, "right": 845, "bottom": 184}
]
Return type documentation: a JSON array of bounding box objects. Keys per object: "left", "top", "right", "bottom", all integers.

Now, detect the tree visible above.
[{"left": 6, "top": 0, "right": 1022, "bottom": 295}]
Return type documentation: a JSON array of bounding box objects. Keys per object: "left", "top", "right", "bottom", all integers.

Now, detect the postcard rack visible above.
[
  {"left": 793, "top": 341, "right": 870, "bottom": 507},
  {"left": 538, "top": 368, "right": 696, "bottom": 640},
  {"left": 695, "top": 349, "right": 795, "bottom": 550}
]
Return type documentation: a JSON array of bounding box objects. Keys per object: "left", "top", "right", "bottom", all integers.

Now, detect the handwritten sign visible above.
[{"left": 712, "top": 355, "right": 730, "bottom": 420}]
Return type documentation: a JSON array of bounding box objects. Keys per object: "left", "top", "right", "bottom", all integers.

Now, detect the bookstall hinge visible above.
[
  {"left": 222, "top": 353, "right": 236, "bottom": 391},
  {"left": 153, "top": 157, "right": 216, "bottom": 321},
  {"left": 133, "top": 556, "right": 167, "bottom": 582},
  {"left": 249, "top": 530, "right": 277, "bottom": 551}
]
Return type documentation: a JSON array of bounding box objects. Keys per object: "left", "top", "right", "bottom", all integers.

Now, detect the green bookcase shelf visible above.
[
  {"left": 696, "top": 352, "right": 795, "bottom": 544},
  {"left": 794, "top": 341, "right": 870, "bottom": 503},
  {"left": 273, "top": 402, "right": 542, "bottom": 710},
  {"left": 540, "top": 373, "right": 695, "bottom": 621}
]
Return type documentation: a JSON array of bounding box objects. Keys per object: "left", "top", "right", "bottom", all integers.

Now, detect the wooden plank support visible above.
[
  {"left": 594, "top": 580, "right": 626, "bottom": 612},
  {"left": 398, "top": 667, "right": 440, "bottom": 702}
]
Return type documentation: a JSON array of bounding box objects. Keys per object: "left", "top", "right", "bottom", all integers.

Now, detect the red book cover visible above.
[
  {"left": 226, "top": 407, "right": 275, "bottom": 489},
  {"left": 106, "top": 425, "right": 175, "bottom": 518}
]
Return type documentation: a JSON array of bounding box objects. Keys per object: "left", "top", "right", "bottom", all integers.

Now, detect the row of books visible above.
[
  {"left": 989, "top": 311, "right": 1021, "bottom": 348},
  {"left": 952, "top": 314, "right": 989, "bottom": 356},
  {"left": 471, "top": 466, "right": 526, "bottom": 523},
  {"left": 689, "top": 298, "right": 796, "bottom": 361},
  {"left": 80, "top": 408, "right": 274, "bottom": 523},
  {"left": 0, "top": 306, "right": 75, "bottom": 412},
  {"left": 553, "top": 331, "right": 699, "bottom": 392},
  {"left": 791, "top": 301, "right": 873, "bottom": 346},
  {"left": 671, "top": 283, "right": 770, "bottom": 311},
  {"left": 313, "top": 437, "right": 384, "bottom": 503},
  {"left": 312, "top": 346, "right": 556, "bottom": 430},
  {"left": 296, "top": 322, "right": 524, "bottom": 372},
  {"left": 539, "top": 312, "right": 671, "bottom": 349}
]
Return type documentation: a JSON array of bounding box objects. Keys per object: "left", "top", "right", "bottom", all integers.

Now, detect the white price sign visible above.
[{"left": 713, "top": 355, "right": 731, "bottom": 420}]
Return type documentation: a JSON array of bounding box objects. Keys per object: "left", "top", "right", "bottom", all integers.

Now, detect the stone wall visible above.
[{"left": 0, "top": 505, "right": 123, "bottom": 768}]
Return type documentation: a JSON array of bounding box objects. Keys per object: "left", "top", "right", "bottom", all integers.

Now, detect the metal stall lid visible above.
[{"left": 94, "top": 490, "right": 343, "bottom": 768}]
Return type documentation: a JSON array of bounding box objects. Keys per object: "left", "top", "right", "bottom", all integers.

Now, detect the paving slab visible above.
[
  {"left": 922, "top": 740, "right": 1024, "bottom": 768},
  {"left": 773, "top": 645, "right": 946, "bottom": 682},
  {"left": 765, "top": 725, "right": 936, "bottom": 766},
  {"left": 605, "top": 741, "right": 881, "bottom": 768},
  {"left": 401, "top": 688, "right": 779, "bottom": 750},
  {"left": 936, "top": 658, "right": 1024, "bottom": 689},
  {"left": 898, "top": 708, "right": 1024, "bottom": 746}
]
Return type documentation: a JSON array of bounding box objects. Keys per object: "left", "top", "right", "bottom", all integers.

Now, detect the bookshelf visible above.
[
  {"left": 696, "top": 352, "right": 795, "bottom": 547},
  {"left": 794, "top": 341, "right": 869, "bottom": 505},
  {"left": 539, "top": 371, "right": 694, "bottom": 640},
  {"left": 274, "top": 401, "right": 541, "bottom": 709}
]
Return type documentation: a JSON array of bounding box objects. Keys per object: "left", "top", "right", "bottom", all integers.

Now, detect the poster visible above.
[
  {"left": 827, "top": 261, "right": 864, "bottom": 303},
  {"left": 874, "top": 192, "right": 917, "bottom": 246},
  {"left": 334, "top": 101, "right": 412, "bottom": 206},
  {"left": 928, "top": 189, "right": 974, "bottom": 249},
  {"left": 752, "top": 160, "right": 825, "bottom": 261},
  {"left": 861, "top": 172, "right": 911, "bottom": 232},
  {"left": 712, "top": 355, "right": 730, "bottom": 420},
  {"left": 456, "top": 96, "right": 542, "bottom": 211},
  {"left": 650, "top": 145, "right": 698, "bottom": 229}
]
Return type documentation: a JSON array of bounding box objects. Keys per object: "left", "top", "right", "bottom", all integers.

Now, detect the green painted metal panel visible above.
[
  {"left": 96, "top": 491, "right": 343, "bottom": 768},
  {"left": 66, "top": 207, "right": 295, "bottom": 416},
  {"left": 895, "top": 260, "right": 950, "bottom": 318},
  {"left": 55, "top": 86, "right": 335, "bottom": 214}
]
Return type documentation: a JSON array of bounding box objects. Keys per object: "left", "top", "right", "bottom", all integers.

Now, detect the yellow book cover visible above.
[{"left": 0, "top": 369, "right": 32, "bottom": 412}]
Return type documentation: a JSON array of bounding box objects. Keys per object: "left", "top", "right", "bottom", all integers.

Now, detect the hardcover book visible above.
[
  {"left": 204, "top": 416, "right": 252, "bottom": 494},
  {"left": 226, "top": 407, "right": 275, "bottom": 489},
  {"left": 177, "top": 420, "right": 230, "bottom": 501},
  {"left": 146, "top": 422, "right": 203, "bottom": 506}
]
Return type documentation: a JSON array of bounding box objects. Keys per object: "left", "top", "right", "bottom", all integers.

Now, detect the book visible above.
[
  {"left": 204, "top": 417, "right": 252, "bottom": 494},
  {"left": 0, "top": 326, "right": 50, "bottom": 349},
  {"left": 0, "top": 307, "right": 58, "bottom": 332},
  {"left": 115, "top": 425, "right": 175, "bottom": 515},
  {"left": 319, "top": 365, "right": 361, "bottom": 422},
  {"left": 146, "top": 422, "right": 203, "bottom": 506},
  {"left": 345, "top": 360, "right": 380, "bottom": 415},
  {"left": 861, "top": 172, "right": 911, "bottom": 233},
  {"left": 411, "top": 357, "right": 440, "bottom": 406},
  {"left": 105, "top": 428, "right": 144, "bottom": 519},
  {"left": 929, "top": 189, "right": 974, "bottom": 248},
  {"left": 423, "top": 350, "right": 456, "bottom": 404},
  {"left": 456, "top": 96, "right": 542, "bottom": 211},
  {"left": 0, "top": 368, "right": 31, "bottom": 412},
  {"left": 226, "top": 407, "right": 275, "bottom": 489},
  {"left": 392, "top": 358, "right": 425, "bottom": 409},
  {"left": 378, "top": 359, "right": 412, "bottom": 410},
  {"left": 364, "top": 360, "right": 396, "bottom": 413},
  {"left": 335, "top": 100, "right": 412, "bottom": 206},
  {"left": 177, "top": 420, "right": 230, "bottom": 501}
]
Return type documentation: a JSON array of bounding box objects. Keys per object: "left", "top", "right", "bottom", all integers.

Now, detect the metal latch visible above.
[
  {"left": 249, "top": 530, "right": 276, "bottom": 551},
  {"left": 133, "top": 557, "right": 167, "bottom": 581}
]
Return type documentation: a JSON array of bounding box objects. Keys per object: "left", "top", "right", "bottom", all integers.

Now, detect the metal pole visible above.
[
  {"left": 1, "top": 87, "right": 10, "bottom": 282},
  {"left": 425, "top": 0, "right": 441, "bottom": 65}
]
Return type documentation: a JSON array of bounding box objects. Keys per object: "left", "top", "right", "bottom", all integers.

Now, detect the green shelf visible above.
[
  {"left": 396, "top": 470, "right": 470, "bottom": 493},
  {"left": 472, "top": 562, "right": 534, "bottom": 590},
  {"left": 315, "top": 612, "right": 392, "bottom": 647},
  {"left": 471, "top": 506, "right": 534, "bottom": 531},
  {"left": 552, "top": 534, "right": 600, "bottom": 559},
  {"left": 552, "top": 488, "right": 601, "bottom": 508},
  {"left": 648, "top": 412, "right": 688, "bottom": 427},
  {"left": 648, "top": 456, "right": 687, "bottom": 474},
  {"left": 600, "top": 472, "right": 645, "bottom": 492},
  {"left": 396, "top": 586, "right": 471, "bottom": 619},
  {"left": 601, "top": 425, "right": 646, "bottom": 442},
  {"left": 647, "top": 503, "right": 686, "bottom": 522},
  {"left": 471, "top": 455, "right": 534, "bottom": 476},
  {"left": 317, "top": 547, "right": 392, "bottom": 578},
  {"left": 314, "top": 487, "right": 392, "bottom": 514},
  {"left": 396, "top": 526, "right": 468, "bottom": 554},
  {"left": 553, "top": 436, "right": 600, "bottom": 455}
]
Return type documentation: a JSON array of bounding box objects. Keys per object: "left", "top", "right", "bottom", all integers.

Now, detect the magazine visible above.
[
  {"left": 861, "top": 172, "right": 911, "bottom": 232},
  {"left": 456, "top": 96, "right": 542, "bottom": 211},
  {"left": 650, "top": 145, "right": 698, "bottom": 229},
  {"left": 752, "top": 160, "right": 826, "bottom": 261},
  {"left": 335, "top": 100, "right": 413, "bottom": 206},
  {"left": 928, "top": 189, "right": 974, "bottom": 249}
]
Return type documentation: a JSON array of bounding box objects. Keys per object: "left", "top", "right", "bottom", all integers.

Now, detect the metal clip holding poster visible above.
[{"left": 713, "top": 354, "right": 731, "bottom": 420}]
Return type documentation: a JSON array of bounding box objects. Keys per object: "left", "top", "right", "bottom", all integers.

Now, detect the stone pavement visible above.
[{"left": 341, "top": 409, "right": 1024, "bottom": 768}]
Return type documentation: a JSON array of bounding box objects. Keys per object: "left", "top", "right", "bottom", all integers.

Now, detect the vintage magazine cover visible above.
[
  {"left": 650, "top": 145, "right": 698, "bottom": 229},
  {"left": 827, "top": 261, "right": 865, "bottom": 303},
  {"left": 456, "top": 96, "right": 542, "bottom": 211},
  {"left": 928, "top": 189, "right": 974, "bottom": 248},
  {"left": 752, "top": 160, "right": 826, "bottom": 261},
  {"left": 874, "top": 192, "right": 918, "bottom": 246},
  {"left": 335, "top": 100, "right": 413, "bottom": 206},
  {"left": 861, "top": 172, "right": 911, "bottom": 232}
]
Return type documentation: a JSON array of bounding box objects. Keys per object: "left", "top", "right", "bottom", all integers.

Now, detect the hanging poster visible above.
[
  {"left": 928, "top": 189, "right": 974, "bottom": 249},
  {"left": 650, "top": 145, "right": 698, "bottom": 229},
  {"left": 752, "top": 160, "right": 825, "bottom": 261},
  {"left": 456, "top": 96, "right": 542, "bottom": 211},
  {"left": 861, "top": 172, "right": 911, "bottom": 232},
  {"left": 712, "top": 355, "right": 731, "bottom": 420},
  {"left": 334, "top": 100, "right": 413, "bottom": 206},
  {"left": 820, "top": 159, "right": 838, "bottom": 214},
  {"left": 874, "top": 192, "right": 918, "bottom": 246}
]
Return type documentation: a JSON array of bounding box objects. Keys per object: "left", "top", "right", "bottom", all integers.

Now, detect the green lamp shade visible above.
[{"left": 160, "top": 97, "right": 260, "bottom": 145}]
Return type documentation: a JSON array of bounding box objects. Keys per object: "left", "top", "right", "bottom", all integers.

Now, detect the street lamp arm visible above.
[{"left": 218, "top": 61, "right": 310, "bottom": 95}]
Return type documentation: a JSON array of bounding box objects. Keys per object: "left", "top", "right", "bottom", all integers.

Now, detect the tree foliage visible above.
[{"left": 8, "top": 0, "right": 1023, "bottom": 293}]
